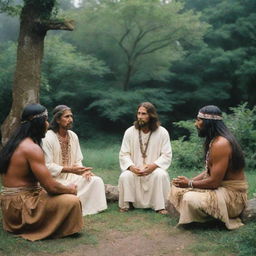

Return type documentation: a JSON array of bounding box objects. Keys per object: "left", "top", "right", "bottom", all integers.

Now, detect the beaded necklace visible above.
[{"left": 139, "top": 129, "right": 152, "bottom": 166}]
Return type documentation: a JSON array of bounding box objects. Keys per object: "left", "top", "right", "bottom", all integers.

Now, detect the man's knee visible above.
[
  {"left": 152, "top": 169, "right": 169, "bottom": 180},
  {"left": 56, "top": 194, "right": 81, "bottom": 209},
  {"left": 182, "top": 192, "right": 200, "bottom": 208},
  {"left": 119, "top": 170, "right": 133, "bottom": 183},
  {"left": 91, "top": 176, "right": 104, "bottom": 186}
]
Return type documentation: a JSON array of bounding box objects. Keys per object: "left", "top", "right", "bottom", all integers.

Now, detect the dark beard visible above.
[
  {"left": 197, "top": 126, "right": 207, "bottom": 137},
  {"left": 138, "top": 120, "right": 149, "bottom": 129}
]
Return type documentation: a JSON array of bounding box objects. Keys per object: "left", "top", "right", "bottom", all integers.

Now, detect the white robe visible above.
[
  {"left": 118, "top": 126, "right": 172, "bottom": 211},
  {"left": 42, "top": 130, "right": 107, "bottom": 215}
]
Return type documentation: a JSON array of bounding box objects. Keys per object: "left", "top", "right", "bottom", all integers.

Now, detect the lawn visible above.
[{"left": 0, "top": 136, "right": 255, "bottom": 256}]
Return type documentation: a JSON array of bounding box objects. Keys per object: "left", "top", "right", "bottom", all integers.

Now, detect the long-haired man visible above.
[
  {"left": 42, "top": 105, "right": 107, "bottom": 216},
  {"left": 118, "top": 102, "right": 172, "bottom": 214},
  {"left": 170, "top": 105, "right": 247, "bottom": 230},
  {"left": 0, "top": 103, "right": 83, "bottom": 241}
]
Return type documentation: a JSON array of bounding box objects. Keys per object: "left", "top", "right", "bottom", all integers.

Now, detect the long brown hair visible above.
[{"left": 134, "top": 102, "right": 160, "bottom": 132}]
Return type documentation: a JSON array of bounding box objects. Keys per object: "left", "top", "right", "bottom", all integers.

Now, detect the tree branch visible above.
[{"left": 36, "top": 19, "right": 75, "bottom": 31}]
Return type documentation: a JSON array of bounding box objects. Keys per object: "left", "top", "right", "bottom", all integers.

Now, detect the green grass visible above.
[{"left": 0, "top": 137, "right": 255, "bottom": 256}]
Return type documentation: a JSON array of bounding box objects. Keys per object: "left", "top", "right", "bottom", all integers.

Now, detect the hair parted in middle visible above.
[
  {"left": 49, "top": 105, "right": 71, "bottom": 132},
  {"left": 134, "top": 102, "right": 160, "bottom": 132}
]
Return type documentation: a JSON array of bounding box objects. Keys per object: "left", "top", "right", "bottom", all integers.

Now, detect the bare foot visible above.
[
  {"left": 119, "top": 208, "right": 129, "bottom": 213},
  {"left": 156, "top": 209, "right": 168, "bottom": 215}
]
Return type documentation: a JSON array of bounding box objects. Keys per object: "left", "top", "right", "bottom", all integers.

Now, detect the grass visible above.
[{"left": 0, "top": 136, "right": 255, "bottom": 256}]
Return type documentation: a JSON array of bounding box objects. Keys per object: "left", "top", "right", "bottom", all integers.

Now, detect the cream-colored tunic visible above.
[
  {"left": 42, "top": 130, "right": 107, "bottom": 215},
  {"left": 118, "top": 126, "right": 172, "bottom": 211}
]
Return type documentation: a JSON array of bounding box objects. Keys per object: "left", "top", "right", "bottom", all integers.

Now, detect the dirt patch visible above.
[{"left": 59, "top": 226, "right": 194, "bottom": 256}]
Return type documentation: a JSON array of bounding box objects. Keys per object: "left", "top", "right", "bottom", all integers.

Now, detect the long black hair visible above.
[
  {"left": 199, "top": 105, "right": 245, "bottom": 172},
  {"left": 0, "top": 103, "right": 48, "bottom": 174}
]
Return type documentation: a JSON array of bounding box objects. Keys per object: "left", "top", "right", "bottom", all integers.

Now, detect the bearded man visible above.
[
  {"left": 169, "top": 105, "right": 248, "bottom": 230},
  {"left": 118, "top": 102, "right": 172, "bottom": 214},
  {"left": 42, "top": 105, "right": 107, "bottom": 216},
  {"left": 0, "top": 103, "right": 83, "bottom": 241}
]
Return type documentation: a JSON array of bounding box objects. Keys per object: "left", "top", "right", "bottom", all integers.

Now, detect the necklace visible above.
[
  {"left": 205, "top": 139, "right": 214, "bottom": 175},
  {"left": 139, "top": 129, "right": 152, "bottom": 165}
]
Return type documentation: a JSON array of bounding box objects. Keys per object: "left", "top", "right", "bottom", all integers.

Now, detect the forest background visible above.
[
  {"left": 0, "top": 0, "right": 255, "bottom": 141},
  {"left": 0, "top": 1, "right": 256, "bottom": 255}
]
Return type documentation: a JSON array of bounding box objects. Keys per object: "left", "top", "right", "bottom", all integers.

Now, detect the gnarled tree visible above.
[{"left": 0, "top": 0, "right": 74, "bottom": 145}]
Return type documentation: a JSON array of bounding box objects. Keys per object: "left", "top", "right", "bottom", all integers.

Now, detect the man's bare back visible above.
[
  {"left": 3, "top": 138, "right": 39, "bottom": 187},
  {"left": 208, "top": 136, "right": 245, "bottom": 182}
]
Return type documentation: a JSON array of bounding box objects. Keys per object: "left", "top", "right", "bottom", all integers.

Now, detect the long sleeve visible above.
[
  {"left": 154, "top": 128, "right": 172, "bottom": 170},
  {"left": 119, "top": 129, "right": 134, "bottom": 172},
  {"left": 71, "top": 134, "right": 83, "bottom": 166},
  {"left": 42, "top": 132, "right": 63, "bottom": 177}
]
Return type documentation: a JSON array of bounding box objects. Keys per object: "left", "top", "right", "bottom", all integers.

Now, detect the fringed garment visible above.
[{"left": 169, "top": 180, "right": 248, "bottom": 230}]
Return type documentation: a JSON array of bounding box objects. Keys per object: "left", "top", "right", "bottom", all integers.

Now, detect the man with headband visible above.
[
  {"left": 168, "top": 105, "right": 247, "bottom": 230},
  {"left": 42, "top": 105, "right": 107, "bottom": 215},
  {"left": 0, "top": 103, "right": 83, "bottom": 241}
]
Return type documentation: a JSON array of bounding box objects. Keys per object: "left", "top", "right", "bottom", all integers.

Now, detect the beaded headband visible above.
[
  {"left": 21, "top": 109, "right": 48, "bottom": 124},
  {"left": 197, "top": 112, "right": 222, "bottom": 120}
]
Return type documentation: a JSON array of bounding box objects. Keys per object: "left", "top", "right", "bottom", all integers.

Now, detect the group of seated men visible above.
[{"left": 0, "top": 102, "right": 247, "bottom": 241}]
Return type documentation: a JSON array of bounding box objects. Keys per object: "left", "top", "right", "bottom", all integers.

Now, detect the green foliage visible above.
[
  {"left": 86, "top": 86, "right": 174, "bottom": 125},
  {"left": 168, "top": 0, "right": 256, "bottom": 119},
  {"left": 0, "top": 41, "right": 16, "bottom": 124},
  {"left": 171, "top": 103, "right": 256, "bottom": 172},
  {"left": 40, "top": 35, "right": 109, "bottom": 135},
  {"left": 66, "top": 0, "right": 208, "bottom": 90},
  {"left": 0, "top": 0, "right": 22, "bottom": 16},
  {"left": 224, "top": 103, "right": 256, "bottom": 170}
]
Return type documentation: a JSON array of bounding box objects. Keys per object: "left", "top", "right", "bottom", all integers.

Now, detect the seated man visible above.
[
  {"left": 118, "top": 102, "right": 172, "bottom": 214},
  {"left": 0, "top": 103, "right": 83, "bottom": 241},
  {"left": 169, "top": 105, "right": 247, "bottom": 230},
  {"left": 42, "top": 105, "right": 107, "bottom": 215}
]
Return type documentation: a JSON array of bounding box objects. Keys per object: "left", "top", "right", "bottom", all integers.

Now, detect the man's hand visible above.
[
  {"left": 82, "top": 170, "right": 95, "bottom": 181},
  {"left": 139, "top": 164, "right": 157, "bottom": 176},
  {"left": 70, "top": 166, "right": 93, "bottom": 175},
  {"left": 172, "top": 176, "right": 189, "bottom": 188},
  {"left": 129, "top": 165, "right": 143, "bottom": 176},
  {"left": 66, "top": 184, "right": 78, "bottom": 195}
]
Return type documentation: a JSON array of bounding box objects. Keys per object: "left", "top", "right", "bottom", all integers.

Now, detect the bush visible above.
[{"left": 172, "top": 103, "right": 256, "bottom": 172}]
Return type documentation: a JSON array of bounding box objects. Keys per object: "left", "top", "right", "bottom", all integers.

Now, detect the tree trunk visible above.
[
  {"left": 1, "top": 3, "right": 46, "bottom": 145},
  {"left": 123, "top": 64, "right": 133, "bottom": 91},
  {"left": 0, "top": 1, "right": 74, "bottom": 145}
]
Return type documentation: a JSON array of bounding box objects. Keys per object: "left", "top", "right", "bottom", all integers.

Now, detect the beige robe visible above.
[
  {"left": 118, "top": 126, "right": 172, "bottom": 211},
  {"left": 42, "top": 130, "right": 107, "bottom": 215},
  {"left": 169, "top": 180, "right": 248, "bottom": 230},
  {"left": 0, "top": 185, "right": 83, "bottom": 241}
]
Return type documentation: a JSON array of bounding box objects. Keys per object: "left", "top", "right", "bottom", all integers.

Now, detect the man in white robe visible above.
[
  {"left": 42, "top": 105, "right": 107, "bottom": 216},
  {"left": 118, "top": 102, "right": 172, "bottom": 214}
]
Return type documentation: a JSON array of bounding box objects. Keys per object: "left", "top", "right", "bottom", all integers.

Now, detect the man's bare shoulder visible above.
[
  {"left": 19, "top": 138, "right": 43, "bottom": 156},
  {"left": 211, "top": 136, "right": 231, "bottom": 155}
]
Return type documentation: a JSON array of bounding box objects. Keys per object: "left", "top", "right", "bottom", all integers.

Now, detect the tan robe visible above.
[
  {"left": 42, "top": 130, "right": 107, "bottom": 215},
  {"left": 0, "top": 185, "right": 83, "bottom": 241},
  {"left": 169, "top": 180, "right": 248, "bottom": 230},
  {"left": 118, "top": 126, "right": 172, "bottom": 211}
]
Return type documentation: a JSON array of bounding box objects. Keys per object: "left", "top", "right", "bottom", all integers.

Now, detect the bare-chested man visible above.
[
  {"left": 0, "top": 103, "right": 83, "bottom": 241},
  {"left": 169, "top": 105, "right": 247, "bottom": 230}
]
